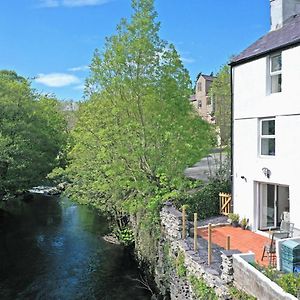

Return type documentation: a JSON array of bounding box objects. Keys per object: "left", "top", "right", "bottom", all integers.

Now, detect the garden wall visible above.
[
  {"left": 157, "top": 202, "right": 231, "bottom": 299},
  {"left": 233, "top": 253, "right": 297, "bottom": 300}
]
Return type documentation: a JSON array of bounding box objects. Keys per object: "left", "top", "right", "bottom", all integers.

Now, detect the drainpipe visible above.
[{"left": 230, "top": 65, "right": 234, "bottom": 213}]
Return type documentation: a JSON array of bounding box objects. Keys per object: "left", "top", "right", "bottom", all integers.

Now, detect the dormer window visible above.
[{"left": 270, "top": 53, "right": 282, "bottom": 93}]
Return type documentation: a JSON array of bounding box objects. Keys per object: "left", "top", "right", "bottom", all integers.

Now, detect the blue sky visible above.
[{"left": 0, "top": 0, "right": 270, "bottom": 101}]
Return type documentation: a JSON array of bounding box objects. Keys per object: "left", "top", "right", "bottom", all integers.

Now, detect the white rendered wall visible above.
[{"left": 233, "top": 45, "right": 300, "bottom": 232}]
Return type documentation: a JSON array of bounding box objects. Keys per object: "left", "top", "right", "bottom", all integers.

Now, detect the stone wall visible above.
[
  {"left": 146, "top": 202, "right": 298, "bottom": 300},
  {"left": 157, "top": 202, "right": 231, "bottom": 300}
]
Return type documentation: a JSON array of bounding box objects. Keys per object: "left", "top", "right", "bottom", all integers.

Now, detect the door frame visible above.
[
  {"left": 259, "top": 183, "right": 277, "bottom": 230},
  {"left": 255, "top": 182, "right": 289, "bottom": 231}
]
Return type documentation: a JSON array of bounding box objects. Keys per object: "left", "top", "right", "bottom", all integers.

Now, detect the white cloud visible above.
[
  {"left": 68, "top": 65, "right": 89, "bottom": 72},
  {"left": 35, "top": 73, "right": 80, "bottom": 87},
  {"left": 39, "top": 0, "right": 111, "bottom": 7},
  {"left": 181, "top": 57, "right": 196, "bottom": 64}
]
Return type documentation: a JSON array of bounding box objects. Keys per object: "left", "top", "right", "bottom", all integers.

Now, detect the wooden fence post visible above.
[
  {"left": 208, "top": 223, "right": 212, "bottom": 265},
  {"left": 226, "top": 235, "right": 231, "bottom": 250},
  {"left": 194, "top": 213, "right": 197, "bottom": 252},
  {"left": 182, "top": 206, "right": 186, "bottom": 240}
]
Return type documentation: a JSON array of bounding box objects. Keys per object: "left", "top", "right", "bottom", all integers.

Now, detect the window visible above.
[
  {"left": 197, "top": 82, "right": 202, "bottom": 92},
  {"left": 269, "top": 53, "right": 282, "bottom": 93},
  {"left": 260, "top": 119, "right": 275, "bottom": 156}
]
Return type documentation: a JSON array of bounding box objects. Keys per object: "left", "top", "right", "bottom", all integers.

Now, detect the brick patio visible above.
[{"left": 198, "top": 225, "right": 272, "bottom": 266}]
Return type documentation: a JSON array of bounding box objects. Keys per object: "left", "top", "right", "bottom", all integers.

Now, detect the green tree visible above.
[
  {"left": 209, "top": 64, "right": 231, "bottom": 148},
  {"left": 66, "top": 0, "right": 215, "bottom": 223},
  {"left": 0, "top": 70, "right": 67, "bottom": 198}
]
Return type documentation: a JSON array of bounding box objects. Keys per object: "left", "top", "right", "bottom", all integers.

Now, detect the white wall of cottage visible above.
[{"left": 232, "top": 45, "right": 300, "bottom": 234}]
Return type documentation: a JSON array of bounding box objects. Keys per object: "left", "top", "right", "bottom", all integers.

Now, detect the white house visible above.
[{"left": 231, "top": 0, "right": 300, "bottom": 235}]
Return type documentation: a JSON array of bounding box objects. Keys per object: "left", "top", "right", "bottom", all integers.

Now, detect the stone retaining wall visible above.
[
  {"left": 154, "top": 203, "right": 298, "bottom": 299},
  {"left": 159, "top": 202, "right": 231, "bottom": 300}
]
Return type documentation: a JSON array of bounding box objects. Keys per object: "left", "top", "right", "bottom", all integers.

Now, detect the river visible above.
[{"left": 0, "top": 195, "right": 151, "bottom": 300}]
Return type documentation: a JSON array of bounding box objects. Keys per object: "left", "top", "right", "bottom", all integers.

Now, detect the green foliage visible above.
[
  {"left": 229, "top": 286, "right": 256, "bottom": 300},
  {"left": 65, "top": 0, "right": 215, "bottom": 225},
  {"left": 209, "top": 64, "right": 231, "bottom": 148},
  {"left": 0, "top": 70, "right": 67, "bottom": 197},
  {"left": 250, "top": 262, "right": 300, "bottom": 297},
  {"left": 174, "top": 179, "right": 231, "bottom": 220},
  {"left": 116, "top": 227, "right": 135, "bottom": 246},
  {"left": 276, "top": 273, "right": 300, "bottom": 297},
  {"left": 189, "top": 275, "right": 217, "bottom": 300},
  {"left": 240, "top": 217, "right": 248, "bottom": 227},
  {"left": 228, "top": 213, "right": 240, "bottom": 223},
  {"left": 175, "top": 251, "right": 186, "bottom": 277}
]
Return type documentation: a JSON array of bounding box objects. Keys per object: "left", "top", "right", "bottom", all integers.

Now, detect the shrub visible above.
[
  {"left": 189, "top": 275, "right": 218, "bottom": 300},
  {"left": 228, "top": 213, "right": 240, "bottom": 223},
  {"left": 175, "top": 251, "right": 187, "bottom": 277},
  {"left": 229, "top": 286, "right": 256, "bottom": 300},
  {"left": 276, "top": 273, "right": 300, "bottom": 297},
  {"left": 174, "top": 179, "right": 231, "bottom": 220},
  {"left": 116, "top": 227, "right": 135, "bottom": 246},
  {"left": 249, "top": 262, "right": 300, "bottom": 297}
]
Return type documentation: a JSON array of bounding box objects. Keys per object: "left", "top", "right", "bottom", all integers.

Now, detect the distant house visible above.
[
  {"left": 190, "top": 73, "right": 215, "bottom": 123},
  {"left": 231, "top": 0, "right": 300, "bottom": 235},
  {"left": 60, "top": 100, "right": 79, "bottom": 112}
]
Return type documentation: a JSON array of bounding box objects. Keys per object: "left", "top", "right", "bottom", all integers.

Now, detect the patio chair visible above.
[
  {"left": 279, "top": 220, "right": 294, "bottom": 238},
  {"left": 261, "top": 231, "right": 277, "bottom": 266}
]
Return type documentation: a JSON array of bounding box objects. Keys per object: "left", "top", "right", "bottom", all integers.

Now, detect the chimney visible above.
[{"left": 270, "top": 0, "right": 300, "bottom": 31}]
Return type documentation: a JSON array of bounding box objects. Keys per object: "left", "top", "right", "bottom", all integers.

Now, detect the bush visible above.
[
  {"left": 229, "top": 286, "right": 256, "bottom": 300},
  {"left": 250, "top": 262, "right": 300, "bottom": 297},
  {"left": 176, "top": 251, "right": 187, "bottom": 277},
  {"left": 189, "top": 275, "right": 218, "bottom": 300},
  {"left": 116, "top": 227, "right": 135, "bottom": 246},
  {"left": 276, "top": 273, "right": 300, "bottom": 297},
  {"left": 228, "top": 213, "right": 240, "bottom": 223},
  {"left": 174, "top": 179, "right": 231, "bottom": 220}
]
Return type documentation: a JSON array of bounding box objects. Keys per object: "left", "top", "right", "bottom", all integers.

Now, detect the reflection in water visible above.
[{"left": 0, "top": 196, "right": 151, "bottom": 300}]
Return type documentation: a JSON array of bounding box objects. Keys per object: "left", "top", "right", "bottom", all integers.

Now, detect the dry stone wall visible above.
[{"left": 157, "top": 202, "right": 231, "bottom": 300}]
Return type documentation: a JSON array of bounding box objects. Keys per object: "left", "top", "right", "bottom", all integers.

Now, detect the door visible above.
[{"left": 259, "top": 183, "right": 277, "bottom": 229}]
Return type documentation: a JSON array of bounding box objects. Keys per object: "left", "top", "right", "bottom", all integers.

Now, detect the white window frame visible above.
[
  {"left": 269, "top": 53, "right": 282, "bottom": 94},
  {"left": 259, "top": 118, "right": 276, "bottom": 157}
]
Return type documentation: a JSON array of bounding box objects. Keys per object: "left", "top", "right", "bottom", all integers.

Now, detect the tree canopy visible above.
[
  {"left": 0, "top": 70, "right": 68, "bottom": 198},
  {"left": 65, "top": 0, "right": 215, "bottom": 222},
  {"left": 209, "top": 64, "right": 231, "bottom": 148}
]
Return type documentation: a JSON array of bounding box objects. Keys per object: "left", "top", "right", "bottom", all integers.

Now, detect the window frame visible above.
[
  {"left": 259, "top": 118, "right": 276, "bottom": 157},
  {"left": 269, "top": 53, "right": 282, "bottom": 94},
  {"left": 197, "top": 81, "right": 202, "bottom": 92}
]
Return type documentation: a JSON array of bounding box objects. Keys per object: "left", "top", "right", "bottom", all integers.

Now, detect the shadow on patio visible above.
[{"left": 198, "top": 225, "right": 271, "bottom": 267}]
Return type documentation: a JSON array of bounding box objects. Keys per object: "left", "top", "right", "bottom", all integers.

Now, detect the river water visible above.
[{"left": 0, "top": 195, "right": 151, "bottom": 300}]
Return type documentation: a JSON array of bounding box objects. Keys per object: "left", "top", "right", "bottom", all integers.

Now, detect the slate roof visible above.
[
  {"left": 231, "top": 14, "right": 300, "bottom": 66},
  {"left": 202, "top": 74, "right": 215, "bottom": 81}
]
